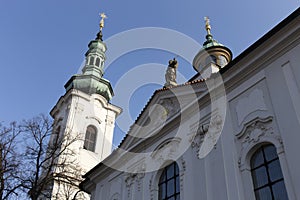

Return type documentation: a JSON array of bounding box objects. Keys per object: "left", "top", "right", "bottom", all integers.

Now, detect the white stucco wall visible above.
[{"left": 84, "top": 15, "right": 300, "bottom": 200}]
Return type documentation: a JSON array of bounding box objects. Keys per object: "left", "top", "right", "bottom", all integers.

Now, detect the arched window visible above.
[
  {"left": 95, "top": 57, "right": 101, "bottom": 67},
  {"left": 89, "top": 56, "right": 95, "bottom": 65},
  {"left": 250, "top": 144, "right": 288, "bottom": 199},
  {"left": 158, "top": 162, "right": 180, "bottom": 200},
  {"left": 83, "top": 125, "right": 97, "bottom": 152}
]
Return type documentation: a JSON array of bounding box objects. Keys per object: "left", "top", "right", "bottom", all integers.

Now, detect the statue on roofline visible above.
[{"left": 164, "top": 58, "right": 178, "bottom": 88}]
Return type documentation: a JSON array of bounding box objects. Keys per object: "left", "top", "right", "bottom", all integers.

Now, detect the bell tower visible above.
[{"left": 49, "top": 13, "right": 122, "bottom": 199}]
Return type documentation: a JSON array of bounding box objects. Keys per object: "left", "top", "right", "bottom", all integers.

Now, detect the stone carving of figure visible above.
[{"left": 164, "top": 58, "right": 178, "bottom": 87}]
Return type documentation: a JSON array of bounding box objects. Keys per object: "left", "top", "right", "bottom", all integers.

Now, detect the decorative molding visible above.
[
  {"left": 236, "top": 116, "right": 284, "bottom": 170},
  {"left": 151, "top": 138, "right": 181, "bottom": 165},
  {"left": 189, "top": 114, "right": 222, "bottom": 158},
  {"left": 179, "top": 157, "right": 186, "bottom": 193},
  {"left": 105, "top": 115, "right": 114, "bottom": 126},
  {"left": 124, "top": 162, "right": 146, "bottom": 196},
  {"left": 180, "top": 157, "right": 186, "bottom": 172},
  {"left": 148, "top": 98, "right": 179, "bottom": 128},
  {"left": 124, "top": 173, "right": 136, "bottom": 198},
  {"left": 159, "top": 98, "right": 180, "bottom": 119},
  {"left": 110, "top": 192, "right": 120, "bottom": 200},
  {"left": 149, "top": 175, "right": 155, "bottom": 200},
  {"left": 85, "top": 116, "right": 102, "bottom": 124},
  {"left": 125, "top": 173, "right": 136, "bottom": 188},
  {"left": 75, "top": 103, "right": 84, "bottom": 113},
  {"left": 236, "top": 116, "right": 273, "bottom": 139}
]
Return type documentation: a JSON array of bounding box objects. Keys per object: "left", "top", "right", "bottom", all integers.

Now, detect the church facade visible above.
[{"left": 51, "top": 8, "right": 300, "bottom": 200}]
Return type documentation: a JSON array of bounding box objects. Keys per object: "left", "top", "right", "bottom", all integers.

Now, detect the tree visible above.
[
  {"left": 0, "top": 122, "right": 22, "bottom": 200},
  {"left": 19, "top": 114, "right": 84, "bottom": 200}
]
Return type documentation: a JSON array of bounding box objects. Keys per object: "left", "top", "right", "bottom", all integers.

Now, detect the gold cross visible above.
[{"left": 99, "top": 13, "right": 107, "bottom": 30}]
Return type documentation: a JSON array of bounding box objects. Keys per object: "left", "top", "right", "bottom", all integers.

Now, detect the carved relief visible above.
[
  {"left": 124, "top": 161, "right": 146, "bottom": 198},
  {"left": 159, "top": 98, "right": 179, "bottom": 119},
  {"left": 125, "top": 173, "right": 136, "bottom": 198},
  {"left": 236, "top": 117, "right": 284, "bottom": 170},
  {"left": 189, "top": 115, "right": 222, "bottom": 158},
  {"left": 236, "top": 116, "right": 273, "bottom": 140},
  {"left": 110, "top": 193, "right": 120, "bottom": 200},
  {"left": 151, "top": 138, "right": 181, "bottom": 165},
  {"left": 149, "top": 98, "right": 179, "bottom": 128},
  {"left": 125, "top": 173, "right": 136, "bottom": 188}
]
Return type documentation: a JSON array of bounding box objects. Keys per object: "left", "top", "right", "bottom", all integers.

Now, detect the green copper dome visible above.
[
  {"left": 64, "top": 14, "right": 114, "bottom": 101},
  {"left": 202, "top": 34, "right": 225, "bottom": 49},
  {"left": 192, "top": 17, "right": 232, "bottom": 73}
]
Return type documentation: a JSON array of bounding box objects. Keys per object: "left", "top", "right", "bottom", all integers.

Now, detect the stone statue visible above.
[{"left": 164, "top": 58, "right": 178, "bottom": 87}]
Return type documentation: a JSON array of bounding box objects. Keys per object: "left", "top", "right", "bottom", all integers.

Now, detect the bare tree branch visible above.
[
  {"left": 0, "top": 122, "right": 22, "bottom": 200},
  {"left": 19, "top": 114, "right": 84, "bottom": 200}
]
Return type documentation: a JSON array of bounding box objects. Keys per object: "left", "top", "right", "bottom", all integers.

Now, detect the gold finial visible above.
[
  {"left": 204, "top": 16, "right": 211, "bottom": 35},
  {"left": 99, "top": 13, "right": 107, "bottom": 31}
]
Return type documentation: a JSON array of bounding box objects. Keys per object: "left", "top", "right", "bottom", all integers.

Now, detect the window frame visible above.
[
  {"left": 250, "top": 144, "right": 288, "bottom": 200},
  {"left": 158, "top": 162, "right": 180, "bottom": 200},
  {"left": 83, "top": 125, "right": 97, "bottom": 152},
  {"left": 95, "top": 57, "right": 101, "bottom": 67}
]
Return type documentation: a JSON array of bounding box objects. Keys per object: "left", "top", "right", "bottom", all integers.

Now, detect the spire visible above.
[{"left": 64, "top": 12, "right": 114, "bottom": 101}]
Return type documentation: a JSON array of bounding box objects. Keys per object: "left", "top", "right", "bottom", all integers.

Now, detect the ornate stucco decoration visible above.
[
  {"left": 110, "top": 192, "right": 120, "bottom": 200},
  {"left": 151, "top": 138, "right": 181, "bottom": 166},
  {"left": 159, "top": 98, "right": 179, "bottom": 118},
  {"left": 189, "top": 114, "right": 222, "bottom": 158},
  {"left": 124, "top": 173, "right": 136, "bottom": 198},
  {"left": 236, "top": 116, "right": 284, "bottom": 170},
  {"left": 147, "top": 97, "right": 180, "bottom": 130},
  {"left": 179, "top": 157, "right": 186, "bottom": 192},
  {"left": 236, "top": 116, "right": 274, "bottom": 140},
  {"left": 125, "top": 161, "right": 146, "bottom": 196},
  {"left": 85, "top": 116, "right": 102, "bottom": 124}
]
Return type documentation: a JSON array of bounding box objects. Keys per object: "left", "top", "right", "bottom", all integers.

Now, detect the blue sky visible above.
[{"left": 0, "top": 0, "right": 299, "bottom": 146}]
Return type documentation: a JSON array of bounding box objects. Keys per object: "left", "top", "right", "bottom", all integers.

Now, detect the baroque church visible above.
[{"left": 49, "top": 8, "right": 300, "bottom": 200}]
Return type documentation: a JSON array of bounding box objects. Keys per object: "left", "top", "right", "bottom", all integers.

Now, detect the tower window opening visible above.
[
  {"left": 83, "top": 125, "right": 97, "bottom": 152},
  {"left": 95, "top": 57, "right": 100, "bottom": 67},
  {"left": 89, "top": 56, "right": 95, "bottom": 65}
]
